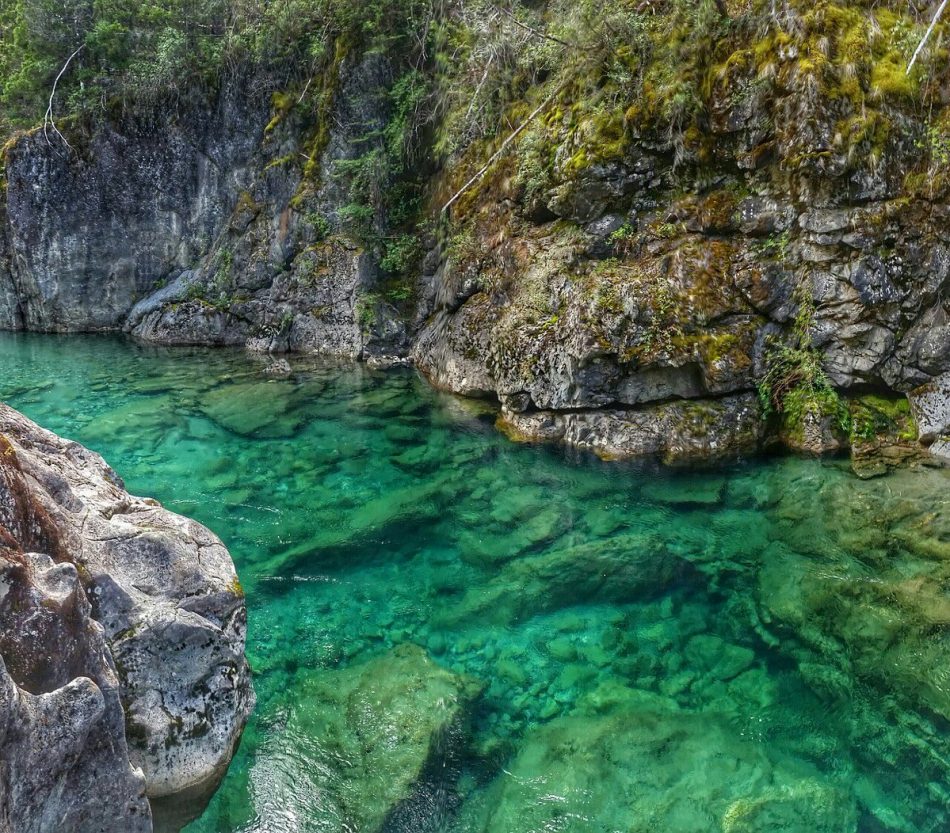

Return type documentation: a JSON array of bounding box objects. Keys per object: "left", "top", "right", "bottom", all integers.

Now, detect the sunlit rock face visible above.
[{"left": 0, "top": 401, "right": 254, "bottom": 830}]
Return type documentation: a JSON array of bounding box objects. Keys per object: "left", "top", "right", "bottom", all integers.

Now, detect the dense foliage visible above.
[
  {"left": 0, "top": 0, "right": 438, "bottom": 130},
  {"left": 3, "top": 0, "right": 947, "bottom": 165}
]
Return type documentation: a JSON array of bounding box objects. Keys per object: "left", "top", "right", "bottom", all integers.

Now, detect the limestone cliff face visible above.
[
  {"left": 0, "top": 404, "right": 254, "bottom": 831},
  {"left": 2, "top": 2, "right": 950, "bottom": 464},
  {"left": 0, "top": 84, "right": 264, "bottom": 332}
]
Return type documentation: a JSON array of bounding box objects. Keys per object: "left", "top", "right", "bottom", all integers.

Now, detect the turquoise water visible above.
[{"left": 2, "top": 332, "right": 950, "bottom": 833}]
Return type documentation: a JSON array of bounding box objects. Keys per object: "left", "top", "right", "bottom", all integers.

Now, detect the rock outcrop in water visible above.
[
  {"left": 0, "top": 403, "right": 254, "bottom": 831},
  {"left": 1, "top": 1, "right": 950, "bottom": 465}
]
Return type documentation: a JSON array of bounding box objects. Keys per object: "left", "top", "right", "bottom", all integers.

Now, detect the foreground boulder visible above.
[{"left": 0, "top": 403, "right": 254, "bottom": 829}]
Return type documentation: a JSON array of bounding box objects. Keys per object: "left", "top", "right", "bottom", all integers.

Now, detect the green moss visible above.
[
  {"left": 355, "top": 293, "right": 379, "bottom": 329},
  {"left": 265, "top": 90, "right": 297, "bottom": 134},
  {"left": 290, "top": 35, "right": 350, "bottom": 208},
  {"left": 265, "top": 153, "right": 296, "bottom": 170},
  {"left": 849, "top": 395, "right": 917, "bottom": 443},
  {"left": 233, "top": 190, "right": 259, "bottom": 216},
  {"left": 870, "top": 54, "right": 918, "bottom": 101},
  {"left": 563, "top": 108, "right": 628, "bottom": 174},
  {"left": 780, "top": 385, "right": 850, "bottom": 442},
  {"left": 758, "top": 285, "right": 849, "bottom": 436}
]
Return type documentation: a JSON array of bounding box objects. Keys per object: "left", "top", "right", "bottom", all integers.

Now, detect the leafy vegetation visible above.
[
  {"left": 0, "top": 0, "right": 436, "bottom": 131},
  {"left": 757, "top": 286, "right": 849, "bottom": 436}
]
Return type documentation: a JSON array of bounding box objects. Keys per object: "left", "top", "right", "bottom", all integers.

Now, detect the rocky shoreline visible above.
[
  {"left": 2, "top": 3, "right": 950, "bottom": 469},
  {"left": 0, "top": 403, "right": 254, "bottom": 832}
]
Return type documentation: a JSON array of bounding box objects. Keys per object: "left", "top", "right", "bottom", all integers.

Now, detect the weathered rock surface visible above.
[
  {"left": 2, "top": 6, "right": 950, "bottom": 465},
  {"left": 498, "top": 394, "right": 762, "bottom": 462},
  {"left": 908, "top": 372, "right": 950, "bottom": 443},
  {"left": 0, "top": 549, "right": 152, "bottom": 833},
  {"left": 0, "top": 403, "right": 254, "bottom": 824},
  {"left": 0, "top": 58, "right": 407, "bottom": 362},
  {"left": 0, "top": 87, "right": 263, "bottom": 333}
]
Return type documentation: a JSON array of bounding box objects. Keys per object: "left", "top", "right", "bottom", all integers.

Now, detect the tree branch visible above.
[
  {"left": 489, "top": 3, "right": 578, "bottom": 49},
  {"left": 44, "top": 44, "right": 85, "bottom": 151},
  {"left": 908, "top": 0, "right": 948, "bottom": 74},
  {"left": 441, "top": 81, "right": 567, "bottom": 215}
]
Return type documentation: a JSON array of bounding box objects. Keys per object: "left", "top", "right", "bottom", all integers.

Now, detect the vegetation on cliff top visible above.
[
  {"left": 0, "top": 0, "right": 434, "bottom": 129},
  {"left": 3, "top": 0, "right": 949, "bottom": 218}
]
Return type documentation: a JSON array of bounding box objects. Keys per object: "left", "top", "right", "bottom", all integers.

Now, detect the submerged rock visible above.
[
  {"left": 453, "top": 686, "right": 856, "bottom": 833},
  {"left": 0, "top": 403, "right": 254, "bottom": 820},
  {"left": 199, "top": 379, "right": 307, "bottom": 438},
  {"left": 244, "top": 644, "right": 481, "bottom": 833},
  {"left": 445, "top": 531, "right": 689, "bottom": 626}
]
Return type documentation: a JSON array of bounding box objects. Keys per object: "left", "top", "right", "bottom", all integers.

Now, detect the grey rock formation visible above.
[
  {"left": 0, "top": 85, "right": 264, "bottom": 332},
  {"left": 0, "top": 550, "right": 152, "bottom": 833},
  {"left": 908, "top": 372, "right": 950, "bottom": 443},
  {"left": 499, "top": 395, "right": 763, "bottom": 463},
  {"left": 2, "top": 34, "right": 950, "bottom": 464},
  {"left": 0, "top": 403, "right": 254, "bottom": 821},
  {"left": 0, "top": 57, "right": 408, "bottom": 361},
  {"left": 930, "top": 437, "right": 950, "bottom": 462}
]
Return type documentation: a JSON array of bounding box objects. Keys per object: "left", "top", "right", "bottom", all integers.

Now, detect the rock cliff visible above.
[
  {"left": 2, "top": 0, "right": 950, "bottom": 465},
  {"left": 0, "top": 403, "right": 254, "bottom": 832}
]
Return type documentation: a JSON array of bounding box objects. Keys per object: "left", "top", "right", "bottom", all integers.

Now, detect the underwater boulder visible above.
[
  {"left": 455, "top": 685, "right": 856, "bottom": 833},
  {"left": 244, "top": 644, "right": 482, "bottom": 833}
]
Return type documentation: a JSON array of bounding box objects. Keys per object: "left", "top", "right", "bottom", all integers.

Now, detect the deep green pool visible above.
[{"left": 2, "top": 332, "right": 950, "bottom": 833}]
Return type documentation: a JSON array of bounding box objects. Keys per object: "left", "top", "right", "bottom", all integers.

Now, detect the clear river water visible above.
[{"left": 2, "top": 332, "right": 950, "bottom": 833}]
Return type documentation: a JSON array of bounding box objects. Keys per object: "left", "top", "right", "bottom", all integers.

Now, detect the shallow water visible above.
[{"left": 2, "top": 332, "right": 949, "bottom": 833}]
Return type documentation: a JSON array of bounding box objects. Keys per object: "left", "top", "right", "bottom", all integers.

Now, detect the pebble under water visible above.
[{"left": 3, "top": 332, "right": 950, "bottom": 833}]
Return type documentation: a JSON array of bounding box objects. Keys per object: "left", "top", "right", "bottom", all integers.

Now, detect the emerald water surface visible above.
[{"left": 2, "top": 332, "right": 950, "bottom": 833}]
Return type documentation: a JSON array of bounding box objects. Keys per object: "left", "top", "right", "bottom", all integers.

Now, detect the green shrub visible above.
[{"left": 757, "top": 287, "right": 849, "bottom": 434}]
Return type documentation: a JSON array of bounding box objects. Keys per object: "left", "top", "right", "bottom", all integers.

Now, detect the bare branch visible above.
[
  {"left": 296, "top": 76, "right": 313, "bottom": 105},
  {"left": 465, "top": 53, "right": 496, "bottom": 122},
  {"left": 489, "top": 3, "right": 578, "bottom": 49},
  {"left": 441, "top": 81, "right": 567, "bottom": 215},
  {"left": 44, "top": 44, "right": 85, "bottom": 151},
  {"left": 908, "top": 0, "right": 948, "bottom": 74}
]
